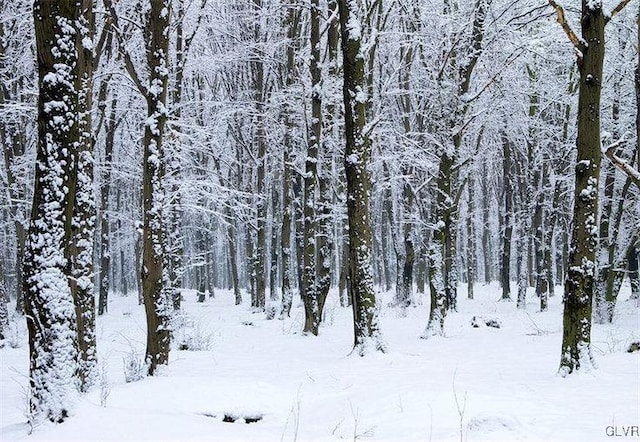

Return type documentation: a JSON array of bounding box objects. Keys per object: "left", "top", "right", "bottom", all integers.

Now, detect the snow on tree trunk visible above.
[
  {"left": 279, "top": 3, "right": 300, "bottom": 319},
  {"left": 141, "top": 0, "right": 171, "bottom": 375},
  {"left": 97, "top": 77, "right": 116, "bottom": 317},
  {"left": 558, "top": 0, "right": 606, "bottom": 376},
  {"left": 423, "top": 228, "right": 446, "bottom": 338},
  {"left": 68, "top": 0, "right": 97, "bottom": 391},
  {"left": 338, "top": 0, "right": 384, "bottom": 354},
  {"left": 629, "top": 245, "right": 640, "bottom": 300},
  {"left": 302, "top": 0, "right": 322, "bottom": 335},
  {"left": 0, "top": 277, "right": 8, "bottom": 340},
  {"left": 26, "top": 1, "right": 81, "bottom": 422}
]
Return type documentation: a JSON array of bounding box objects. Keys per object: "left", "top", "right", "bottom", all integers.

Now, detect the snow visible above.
[
  {"left": 586, "top": 0, "right": 602, "bottom": 11},
  {"left": 345, "top": 1, "right": 361, "bottom": 42},
  {"left": 1, "top": 283, "right": 638, "bottom": 441}
]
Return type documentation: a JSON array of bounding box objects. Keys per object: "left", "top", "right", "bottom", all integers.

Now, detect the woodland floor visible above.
[{"left": 1, "top": 283, "right": 638, "bottom": 441}]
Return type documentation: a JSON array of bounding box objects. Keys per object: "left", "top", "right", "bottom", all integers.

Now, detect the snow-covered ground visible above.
[{"left": 1, "top": 283, "right": 638, "bottom": 441}]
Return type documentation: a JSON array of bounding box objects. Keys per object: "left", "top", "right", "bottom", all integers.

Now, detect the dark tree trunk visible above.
[
  {"left": 280, "top": 3, "right": 300, "bottom": 318},
  {"left": 251, "top": 0, "right": 267, "bottom": 311},
  {"left": 338, "top": 0, "right": 384, "bottom": 353},
  {"left": 270, "top": 181, "right": 280, "bottom": 305},
  {"left": 558, "top": 1, "right": 606, "bottom": 376},
  {"left": 141, "top": 0, "right": 172, "bottom": 375},
  {"left": 481, "top": 164, "right": 493, "bottom": 284},
  {"left": 302, "top": 0, "right": 322, "bottom": 335},
  {"left": 401, "top": 177, "right": 416, "bottom": 305},
  {"left": 501, "top": 134, "right": 513, "bottom": 301},
  {"left": 98, "top": 77, "right": 116, "bottom": 316},
  {"left": 594, "top": 135, "right": 617, "bottom": 322},
  {"left": 228, "top": 219, "right": 242, "bottom": 305},
  {"left": 629, "top": 246, "right": 639, "bottom": 300},
  {"left": 0, "top": 269, "right": 8, "bottom": 340},
  {"left": 68, "top": 0, "right": 97, "bottom": 391},
  {"left": 466, "top": 175, "right": 476, "bottom": 300}
]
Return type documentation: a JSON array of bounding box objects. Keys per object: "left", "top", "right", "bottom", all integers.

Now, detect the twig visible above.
[{"left": 452, "top": 369, "right": 467, "bottom": 442}]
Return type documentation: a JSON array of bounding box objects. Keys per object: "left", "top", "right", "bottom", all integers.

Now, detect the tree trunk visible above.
[
  {"left": 269, "top": 180, "right": 280, "bottom": 305},
  {"left": 338, "top": 0, "right": 384, "bottom": 354},
  {"left": 98, "top": 77, "right": 116, "bottom": 316},
  {"left": 141, "top": 0, "right": 171, "bottom": 375},
  {"left": 466, "top": 175, "right": 476, "bottom": 300},
  {"left": 629, "top": 245, "right": 639, "bottom": 300},
  {"left": 558, "top": 1, "right": 606, "bottom": 376},
  {"left": 501, "top": 133, "right": 513, "bottom": 301},
  {"left": 318, "top": 0, "right": 340, "bottom": 316},
  {"left": 280, "top": 2, "right": 300, "bottom": 318},
  {"left": 252, "top": 0, "right": 267, "bottom": 311},
  {"left": 540, "top": 171, "right": 560, "bottom": 311},
  {"left": 594, "top": 106, "right": 618, "bottom": 323},
  {"left": 302, "top": 0, "right": 322, "bottom": 335},
  {"left": 68, "top": 0, "right": 97, "bottom": 391},
  {"left": 227, "top": 215, "right": 242, "bottom": 305},
  {"left": 26, "top": 1, "right": 81, "bottom": 421},
  {"left": 0, "top": 269, "right": 8, "bottom": 340},
  {"left": 401, "top": 177, "right": 416, "bottom": 305},
  {"left": 481, "top": 164, "right": 493, "bottom": 284},
  {"left": 316, "top": 160, "right": 333, "bottom": 320}
]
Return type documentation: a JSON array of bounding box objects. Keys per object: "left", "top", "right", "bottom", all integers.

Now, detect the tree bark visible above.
[
  {"left": 557, "top": 0, "right": 607, "bottom": 376},
  {"left": 302, "top": 0, "right": 322, "bottom": 335},
  {"left": 98, "top": 78, "right": 116, "bottom": 316},
  {"left": 68, "top": 0, "right": 97, "bottom": 391},
  {"left": 141, "top": 0, "right": 172, "bottom": 375},
  {"left": 280, "top": 2, "right": 300, "bottom": 318},
  {"left": 338, "top": 0, "right": 384, "bottom": 354},
  {"left": 501, "top": 133, "right": 513, "bottom": 301},
  {"left": 26, "top": 0, "right": 81, "bottom": 421}
]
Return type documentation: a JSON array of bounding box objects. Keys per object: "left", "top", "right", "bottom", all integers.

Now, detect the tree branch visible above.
[
  {"left": 547, "top": 0, "right": 585, "bottom": 53},
  {"left": 606, "top": 0, "right": 632, "bottom": 24},
  {"left": 604, "top": 142, "right": 640, "bottom": 190},
  {"left": 103, "top": 0, "right": 147, "bottom": 96}
]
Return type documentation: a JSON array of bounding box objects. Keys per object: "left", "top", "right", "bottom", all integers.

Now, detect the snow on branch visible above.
[
  {"left": 547, "top": 0, "right": 585, "bottom": 53},
  {"left": 604, "top": 140, "right": 640, "bottom": 190}
]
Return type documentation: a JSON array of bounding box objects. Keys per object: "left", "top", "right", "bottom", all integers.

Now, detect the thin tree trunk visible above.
[
  {"left": 481, "top": 164, "right": 492, "bottom": 284},
  {"left": 302, "top": 0, "right": 322, "bottom": 335},
  {"left": 466, "top": 174, "right": 476, "bottom": 300},
  {"left": 98, "top": 79, "right": 116, "bottom": 316},
  {"left": 501, "top": 133, "right": 513, "bottom": 301}
]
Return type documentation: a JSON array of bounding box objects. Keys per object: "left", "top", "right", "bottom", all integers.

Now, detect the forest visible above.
[{"left": 0, "top": 0, "right": 639, "bottom": 440}]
